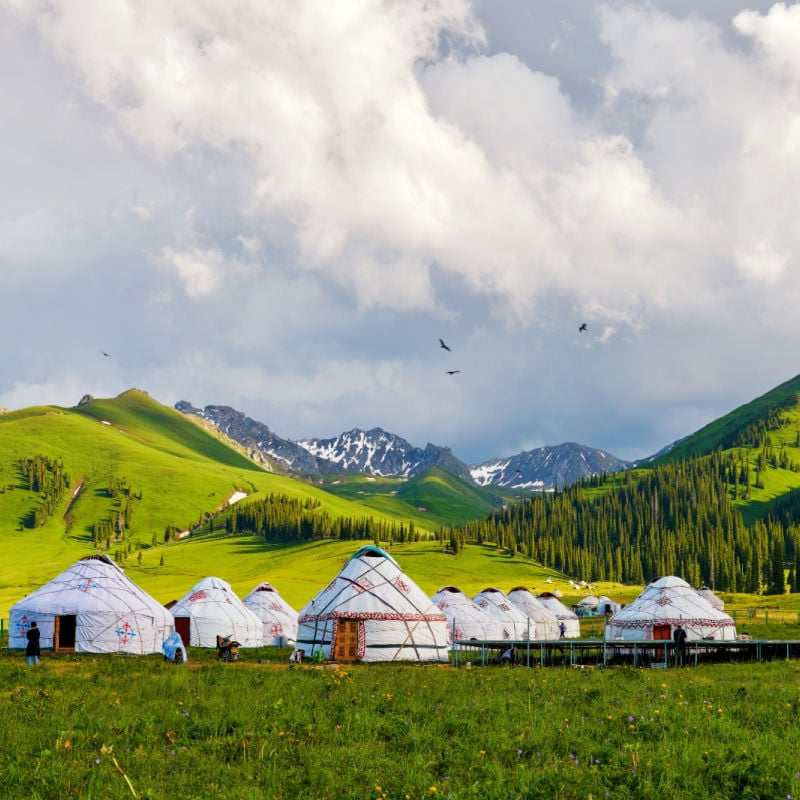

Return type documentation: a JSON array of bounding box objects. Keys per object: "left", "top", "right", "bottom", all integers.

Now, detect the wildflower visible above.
[
  {"left": 375, "top": 786, "right": 381, "bottom": 793},
  {"left": 100, "top": 745, "right": 113, "bottom": 755},
  {"left": 517, "top": 749, "right": 523, "bottom": 756},
  {"left": 479, "top": 750, "right": 486, "bottom": 756},
  {"left": 429, "top": 787, "right": 438, "bottom": 794}
]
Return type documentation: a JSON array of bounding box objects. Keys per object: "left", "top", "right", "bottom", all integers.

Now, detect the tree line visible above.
[{"left": 447, "top": 450, "right": 800, "bottom": 594}]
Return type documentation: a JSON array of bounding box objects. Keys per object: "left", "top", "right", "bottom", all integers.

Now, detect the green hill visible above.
[{"left": 317, "top": 465, "right": 501, "bottom": 527}]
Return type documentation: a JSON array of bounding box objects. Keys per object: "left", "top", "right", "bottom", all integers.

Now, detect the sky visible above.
[{"left": 2, "top": 0, "right": 800, "bottom": 465}]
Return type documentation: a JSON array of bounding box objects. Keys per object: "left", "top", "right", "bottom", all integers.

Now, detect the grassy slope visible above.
[
  {"left": 317, "top": 465, "right": 501, "bottom": 527},
  {"left": 0, "top": 390, "right": 429, "bottom": 619}
]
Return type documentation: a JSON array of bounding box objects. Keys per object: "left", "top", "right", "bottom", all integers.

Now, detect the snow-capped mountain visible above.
[
  {"left": 176, "top": 402, "right": 631, "bottom": 489},
  {"left": 471, "top": 443, "right": 632, "bottom": 490},
  {"left": 297, "top": 428, "right": 474, "bottom": 482}
]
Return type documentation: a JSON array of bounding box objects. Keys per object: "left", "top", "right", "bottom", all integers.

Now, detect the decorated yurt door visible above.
[{"left": 333, "top": 620, "right": 359, "bottom": 661}]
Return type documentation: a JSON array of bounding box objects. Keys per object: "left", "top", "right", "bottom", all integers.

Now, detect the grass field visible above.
[{"left": 3, "top": 649, "right": 800, "bottom": 799}]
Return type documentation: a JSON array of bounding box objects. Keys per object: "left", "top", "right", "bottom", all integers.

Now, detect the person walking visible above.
[
  {"left": 26, "top": 621, "right": 41, "bottom": 666},
  {"left": 559, "top": 621, "right": 566, "bottom": 639}
]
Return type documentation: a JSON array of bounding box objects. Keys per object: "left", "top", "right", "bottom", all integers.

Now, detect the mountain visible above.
[
  {"left": 471, "top": 443, "right": 632, "bottom": 490},
  {"left": 175, "top": 401, "right": 324, "bottom": 474},
  {"left": 297, "top": 427, "right": 474, "bottom": 482},
  {"left": 176, "top": 402, "right": 629, "bottom": 489}
]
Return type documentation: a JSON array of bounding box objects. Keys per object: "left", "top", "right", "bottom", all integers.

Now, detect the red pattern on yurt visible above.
[
  {"left": 393, "top": 577, "right": 410, "bottom": 594},
  {"left": 612, "top": 618, "right": 734, "bottom": 629},
  {"left": 353, "top": 577, "right": 374, "bottom": 594},
  {"left": 189, "top": 590, "right": 207, "bottom": 602},
  {"left": 298, "top": 610, "right": 447, "bottom": 623},
  {"left": 357, "top": 621, "right": 366, "bottom": 659}
]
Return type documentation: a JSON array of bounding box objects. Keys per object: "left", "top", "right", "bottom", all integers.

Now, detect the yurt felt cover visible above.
[
  {"left": 170, "top": 576, "right": 263, "bottom": 648},
  {"left": 472, "top": 588, "right": 532, "bottom": 640},
  {"left": 296, "top": 546, "right": 448, "bottom": 662},
  {"left": 431, "top": 586, "right": 508, "bottom": 642},
  {"left": 696, "top": 586, "right": 725, "bottom": 610},
  {"left": 536, "top": 592, "right": 581, "bottom": 637},
  {"left": 243, "top": 582, "right": 298, "bottom": 646},
  {"left": 605, "top": 576, "right": 736, "bottom": 641},
  {"left": 507, "top": 587, "right": 560, "bottom": 640},
  {"left": 9, "top": 555, "right": 174, "bottom": 654}
]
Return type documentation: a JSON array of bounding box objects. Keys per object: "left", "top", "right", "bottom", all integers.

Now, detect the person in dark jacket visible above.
[
  {"left": 673, "top": 624, "right": 687, "bottom": 666},
  {"left": 26, "top": 621, "right": 41, "bottom": 666}
]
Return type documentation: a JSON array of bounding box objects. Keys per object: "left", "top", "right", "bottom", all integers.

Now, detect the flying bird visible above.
[
  {"left": 101, "top": 351, "right": 111, "bottom": 357},
  {"left": 578, "top": 323, "right": 587, "bottom": 333},
  {"left": 438, "top": 338, "right": 451, "bottom": 351},
  {"left": 446, "top": 370, "right": 461, "bottom": 375}
]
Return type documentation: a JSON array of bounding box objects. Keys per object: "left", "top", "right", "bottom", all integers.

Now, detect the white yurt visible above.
[
  {"left": 243, "top": 582, "right": 298, "bottom": 647},
  {"left": 170, "top": 577, "right": 263, "bottom": 648},
  {"left": 296, "top": 546, "right": 449, "bottom": 662},
  {"left": 8, "top": 554, "right": 174, "bottom": 654},
  {"left": 507, "top": 586, "right": 560, "bottom": 640},
  {"left": 472, "top": 587, "right": 532, "bottom": 640},
  {"left": 596, "top": 595, "right": 621, "bottom": 615},
  {"left": 536, "top": 592, "right": 581, "bottom": 637},
  {"left": 605, "top": 576, "right": 736, "bottom": 642},
  {"left": 431, "top": 586, "right": 508, "bottom": 642},
  {"left": 695, "top": 586, "right": 725, "bottom": 611},
  {"left": 575, "top": 595, "right": 600, "bottom": 616}
]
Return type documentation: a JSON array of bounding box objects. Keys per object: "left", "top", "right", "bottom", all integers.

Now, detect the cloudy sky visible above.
[{"left": 2, "top": 0, "right": 800, "bottom": 465}]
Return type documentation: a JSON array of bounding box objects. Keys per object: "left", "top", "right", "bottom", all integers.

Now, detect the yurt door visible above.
[
  {"left": 54, "top": 615, "right": 77, "bottom": 652},
  {"left": 652, "top": 624, "right": 671, "bottom": 658},
  {"left": 333, "top": 620, "right": 359, "bottom": 662},
  {"left": 174, "top": 617, "right": 191, "bottom": 647}
]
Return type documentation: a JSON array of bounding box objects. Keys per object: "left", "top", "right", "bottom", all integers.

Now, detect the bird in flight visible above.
[
  {"left": 101, "top": 351, "right": 111, "bottom": 357},
  {"left": 578, "top": 323, "right": 587, "bottom": 333},
  {"left": 446, "top": 370, "right": 461, "bottom": 375},
  {"left": 439, "top": 338, "right": 451, "bottom": 351}
]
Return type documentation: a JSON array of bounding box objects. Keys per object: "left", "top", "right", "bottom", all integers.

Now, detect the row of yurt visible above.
[
  {"left": 431, "top": 586, "right": 566, "bottom": 641},
  {"left": 604, "top": 577, "right": 736, "bottom": 642},
  {"left": 9, "top": 555, "right": 299, "bottom": 655}
]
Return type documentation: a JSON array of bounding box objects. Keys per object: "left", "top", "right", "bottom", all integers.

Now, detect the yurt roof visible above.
[
  {"left": 609, "top": 576, "right": 734, "bottom": 630},
  {"left": 472, "top": 588, "right": 530, "bottom": 623},
  {"left": 576, "top": 594, "right": 599, "bottom": 606},
  {"left": 536, "top": 592, "right": 579, "bottom": 620},
  {"left": 431, "top": 586, "right": 508, "bottom": 639},
  {"left": 695, "top": 586, "right": 725, "bottom": 610},
  {"left": 507, "top": 587, "right": 559, "bottom": 622},
  {"left": 298, "top": 546, "right": 445, "bottom": 623},
  {"left": 11, "top": 554, "right": 169, "bottom": 618}
]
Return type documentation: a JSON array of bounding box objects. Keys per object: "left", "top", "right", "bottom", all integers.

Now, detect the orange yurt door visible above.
[
  {"left": 333, "top": 620, "right": 360, "bottom": 662},
  {"left": 652, "top": 624, "right": 671, "bottom": 658}
]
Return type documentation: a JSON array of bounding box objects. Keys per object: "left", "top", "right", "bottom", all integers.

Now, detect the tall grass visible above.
[{"left": 3, "top": 648, "right": 800, "bottom": 799}]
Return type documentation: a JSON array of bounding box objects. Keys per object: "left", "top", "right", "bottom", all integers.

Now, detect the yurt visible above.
[
  {"left": 170, "top": 577, "right": 263, "bottom": 648},
  {"left": 431, "top": 586, "right": 508, "bottom": 642},
  {"left": 296, "top": 546, "right": 449, "bottom": 662},
  {"left": 536, "top": 592, "right": 581, "bottom": 637},
  {"left": 605, "top": 576, "right": 736, "bottom": 642},
  {"left": 243, "top": 582, "right": 298, "bottom": 647},
  {"left": 8, "top": 555, "right": 174, "bottom": 654},
  {"left": 596, "top": 595, "right": 620, "bottom": 615},
  {"left": 507, "top": 587, "right": 560, "bottom": 640},
  {"left": 575, "top": 595, "right": 599, "bottom": 616},
  {"left": 695, "top": 586, "right": 725, "bottom": 611},
  {"left": 472, "top": 588, "right": 532, "bottom": 640}
]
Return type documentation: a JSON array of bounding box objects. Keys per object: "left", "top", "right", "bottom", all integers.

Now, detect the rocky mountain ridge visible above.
[{"left": 176, "top": 401, "right": 632, "bottom": 489}]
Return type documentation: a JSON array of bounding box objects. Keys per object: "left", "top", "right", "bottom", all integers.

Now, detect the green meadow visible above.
[{"left": 3, "top": 650, "right": 800, "bottom": 800}]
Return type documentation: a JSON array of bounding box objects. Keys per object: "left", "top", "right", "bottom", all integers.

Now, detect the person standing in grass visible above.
[
  {"left": 26, "top": 621, "right": 40, "bottom": 666},
  {"left": 673, "top": 624, "right": 687, "bottom": 666}
]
